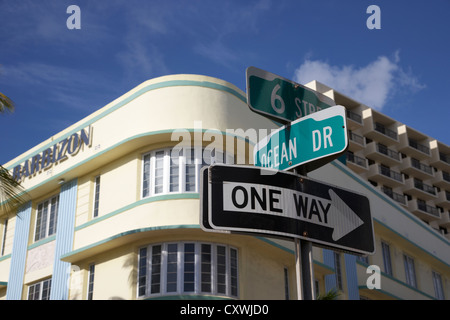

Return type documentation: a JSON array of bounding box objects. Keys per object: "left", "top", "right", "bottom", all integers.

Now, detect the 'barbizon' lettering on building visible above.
[{"left": 12, "top": 126, "right": 93, "bottom": 182}]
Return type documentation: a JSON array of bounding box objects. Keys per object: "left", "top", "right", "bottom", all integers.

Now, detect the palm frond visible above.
[
  {"left": 0, "top": 92, "right": 15, "bottom": 114},
  {"left": 0, "top": 165, "right": 29, "bottom": 216}
]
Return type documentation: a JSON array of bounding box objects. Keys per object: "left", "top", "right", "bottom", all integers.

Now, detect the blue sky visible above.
[{"left": 1, "top": 0, "right": 449, "bottom": 165}]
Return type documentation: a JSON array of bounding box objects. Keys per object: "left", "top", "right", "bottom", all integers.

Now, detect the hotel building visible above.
[{"left": 0, "top": 74, "right": 448, "bottom": 300}]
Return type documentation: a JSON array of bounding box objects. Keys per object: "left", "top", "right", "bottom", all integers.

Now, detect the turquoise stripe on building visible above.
[
  {"left": 323, "top": 249, "right": 336, "bottom": 293},
  {"left": 344, "top": 254, "right": 359, "bottom": 300},
  {"left": 50, "top": 179, "right": 78, "bottom": 300},
  {"left": 6, "top": 202, "right": 32, "bottom": 300}
]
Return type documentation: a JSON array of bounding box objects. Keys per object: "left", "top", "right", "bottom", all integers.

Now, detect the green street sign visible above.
[
  {"left": 254, "top": 105, "right": 348, "bottom": 172},
  {"left": 246, "top": 66, "right": 335, "bottom": 124}
]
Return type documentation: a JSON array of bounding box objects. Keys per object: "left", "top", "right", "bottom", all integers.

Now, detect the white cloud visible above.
[{"left": 293, "top": 54, "right": 425, "bottom": 110}]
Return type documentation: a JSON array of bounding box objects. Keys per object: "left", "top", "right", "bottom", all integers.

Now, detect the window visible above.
[
  {"left": 34, "top": 195, "right": 59, "bottom": 242},
  {"left": 93, "top": 176, "right": 101, "bottom": 218},
  {"left": 1, "top": 218, "right": 7, "bottom": 256},
  {"left": 28, "top": 279, "right": 52, "bottom": 300},
  {"left": 284, "top": 267, "right": 290, "bottom": 300},
  {"left": 138, "top": 242, "right": 238, "bottom": 298},
  {"left": 381, "top": 241, "right": 393, "bottom": 276},
  {"left": 403, "top": 254, "right": 417, "bottom": 288},
  {"left": 142, "top": 147, "right": 233, "bottom": 198},
  {"left": 87, "top": 264, "right": 95, "bottom": 300},
  {"left": 334, "top": 252, "right": 343, "bottom": 291},
  {"left": 432, "top": 271, "right": 445, "bottom": 300}
]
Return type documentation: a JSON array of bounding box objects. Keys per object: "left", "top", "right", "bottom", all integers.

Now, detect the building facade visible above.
[{"left": 0, "top": 74, "right": 448, "bottom": 300}]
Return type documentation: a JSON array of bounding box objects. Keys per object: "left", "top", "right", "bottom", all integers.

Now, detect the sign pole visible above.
[
  {"left": 294, "top": 238, "right": 303, "bottom": 300},
  {"left": 300, "top": 239, "right": 315, "bottom": 300},
  {"left": 295, "top": 167, "right": 315, "bottom": 300}
]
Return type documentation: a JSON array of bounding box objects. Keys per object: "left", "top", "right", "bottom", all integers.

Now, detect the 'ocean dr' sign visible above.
[{"left": 254, "top": 105, "right": 348, "bottom": 171}]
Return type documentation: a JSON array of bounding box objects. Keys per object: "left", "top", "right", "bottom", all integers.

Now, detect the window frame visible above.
[
  {"left": 87, "top": 263, "right": 95, "bottom": 300},
  {"left": 432, "top": 270, "right": 445, "bottom": 300},
  {"left": 381, "top": 241, "right": 393, "bottom": 276},
  {"left": 34, "top": 194, "right": 60, "bottom": 242},
  {"left": 1, "top": 218, "right": 8, "bottom": 256},
  {"left": 92, "top": 175, "right": 101, "bottom": 218},
  {"left": 28, "top": 278, "right": 52, "bottom": 300},
  {"left": 141, "top": 147, "right": 233, "bottom": 199},
  {"left": 403, "top": 253, "right": 417, "bottom": 288},
  {"left": 137, "top": 241, "right": 239, "bottom": 299}
]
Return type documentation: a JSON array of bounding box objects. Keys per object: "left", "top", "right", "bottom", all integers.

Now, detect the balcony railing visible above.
[
  {"left": 374, "top": 122, "right": 397, "bottom": 140},
  {"left": 411, "top": 158, "right": 433, "bottom": 175},
  {"left": 349, "top": 131, "right": 365, "bottom": 146},
  {"left": 408, "top": 139, "right": 430, "bottom": 155},
  {"left": 347, "top": 153, "right": 367, "bottom": 168},
  {"left": 379, "top": 165, "right": 403, "bottom": 182},
  {"left": 414, "top": 179, "right": 436, "bottom": 196},
  {"left": 377, "top": 143, "right": 400, "bottom": 161},
  {"left": 440, "top": 152, "right": 450, "bottom": 165},
  {"left": 443, "top": 171, "right": 450, "bottom": 183},
  {"left": 347, "top": 110, "right": 362, "bottom": 124},
  {"left": 417, "top": 200, "right": 440, "bottom": 217},
  {"left": 381, "top": 186, "right": 406, "bottom": 205}
]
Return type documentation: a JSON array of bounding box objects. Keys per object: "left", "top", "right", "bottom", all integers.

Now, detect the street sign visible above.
[
  {"left": 254, "top": 105, "right": 348, "bottom": 172},
  {"left": 200, "top": 164, "right": 375, "bottom": 255},
  {"left": 246, "top": 66, "right": 335, "bottom": 124}
]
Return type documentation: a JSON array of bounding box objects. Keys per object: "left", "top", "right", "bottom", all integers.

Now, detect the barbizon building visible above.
[{"left": 0, "top": 74, "right": 448, "bottom": 300}]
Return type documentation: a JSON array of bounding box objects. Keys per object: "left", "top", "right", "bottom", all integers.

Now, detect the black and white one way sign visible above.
[{"left": 201, "top": 164, "right": 375, "bottom": 255}]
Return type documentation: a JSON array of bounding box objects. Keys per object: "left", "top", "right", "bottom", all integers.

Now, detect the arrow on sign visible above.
[
  {"left": 326, "top": 189, "right": 364, "bottom": 241},
  {"left": 223, "top": 182, "right": 364, "bottom": 241}
]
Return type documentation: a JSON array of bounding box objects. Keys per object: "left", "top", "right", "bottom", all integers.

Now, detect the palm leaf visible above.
[
  {"left": 0, "top": 92, "right": 15, "bottom": 114},
  {"left": 0, "top": 165, "right": 29, "bottom": 216}
]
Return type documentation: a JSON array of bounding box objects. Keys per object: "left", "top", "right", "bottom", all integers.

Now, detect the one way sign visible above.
[{"left": 201, "top": 164, "right": 375, "bottom": 255}]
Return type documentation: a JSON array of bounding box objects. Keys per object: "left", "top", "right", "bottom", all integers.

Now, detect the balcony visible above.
[
  {"left": 365, "top": 164, "right": 404, "bottom": 188},
  {"left": 365, "top": 142, "right": 402, "bottom": 166},
  {"left": 363, "top": 120, "right": 399, "bottom": 146},
  {"left": 348, "top": 131, "right": 365, "bottom": 150},
  {"left": 381, "top": 186, "right": 407, "bottom": 206},
  {"left": 436, "top": 190, "right": 450, "bottom": 209},
  {"left": 438, "top": 211, "right": 450, "bottom": 228},
  {"left": 430, "top": 141, "right": 450, "bottom": 171},
  {"left": 346, "top": 109, "right": 363, "bottom": 130},
  {"left": 403, "top": 178, "right": 437, "bottom": 200},
  {"left": 432, "top": 170, "right": 450, "bottom": 189},
  {"left": 346, "top": 152, "right": 368, "bottom": 174},
  {"left": 398, "top": 127, "right": 431, "bottom": 160},
  {"left": 408, "top": 200, "right": 441, "bottom": 222},
  {"left": 399, "top": 157, "right": 434, "bottom": 180}
]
